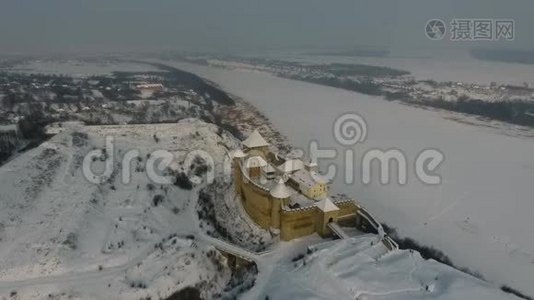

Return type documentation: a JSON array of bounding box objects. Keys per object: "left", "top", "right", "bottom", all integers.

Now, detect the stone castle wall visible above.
[
  {"left": 334, "top": 200, "right": 359, "bottom": 219},
  {"left": 237, "top": 170, "right": 272, "bottom": 229},
  {"left": 280, "top": 207, "right": 317, "bottom": 241},
  {"left": 234, "top": 160, "right": 360, "bottom": 241}
]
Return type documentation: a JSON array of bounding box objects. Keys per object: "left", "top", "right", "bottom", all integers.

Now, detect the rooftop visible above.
[
  {"left": 244, "top": 155, "right": 268, "bottom": 168},
  {"left": 277, "top": 159, "right": 304, "bottom": 173},
  {"left": 263, "top": 164, "right": 276, "bottom": 173},
  {"left": 242, "top": 129, "right": 269, "bottom": 148},
  {"left": 287, "top": 192, "right": 317, "bottom": 209},
  {"left": 231, "top": 148, "right": 246, "bottom": 158},
  {"left": 270, "top": 178, "right": 293, "bottom": 199},
  {"left": 290, "top": 168, "right": 328, "bottom": 188},
  {"left": 315, "top": 198, "right": 339, "bottom": 212}
]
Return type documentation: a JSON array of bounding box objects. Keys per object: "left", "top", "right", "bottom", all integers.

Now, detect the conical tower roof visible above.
[
  {"left": 270, "top": 178, "right": 292, "bottom": 199},
  {"left": 242, "top": 129, "right": 269, "bottom": 148},
  {"left": 244, "top": 155, "right": 268, "bottom": 168},
  {"left": 315, "top": 197, "right": 339, "bottom": 212},
  {"left": 231, "top": 148, "right": 246, "bottom": 158}
]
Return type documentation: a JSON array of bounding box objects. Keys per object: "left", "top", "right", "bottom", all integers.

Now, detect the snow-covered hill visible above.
[
  {"left": 261, "top": 235, "right": 519, "bottom": 300},
  {"left": 0, "top": 119, "right": 241, "bottom": 299},
  {"left": 0, "top": 116, "right": 523, "bottom": 300}
]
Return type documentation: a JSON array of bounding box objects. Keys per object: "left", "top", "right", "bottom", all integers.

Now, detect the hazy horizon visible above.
[{"left": 1, "top": 0, "right": 533, "bottom": 57}]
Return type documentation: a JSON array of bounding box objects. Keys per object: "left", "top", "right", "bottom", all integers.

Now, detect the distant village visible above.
[
  {"left": 202, "top": 57, "right": 534, "bottom": 127},
  {"left": 0, "top": 70, "right": 198, "bottom": 125},
  {"left": 0, "top": 60, "right": 290, "bottom": 168}
]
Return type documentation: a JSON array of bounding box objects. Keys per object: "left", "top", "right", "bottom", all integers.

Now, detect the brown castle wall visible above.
[
  {"left": 240, "top": 176, "right": 272, "bottom": 229},
  {"left": 335, "top": 200, "right": 359, "bottom": 219},
  {"left": 280, "top": 207, "right": 317, "bottom": 241},
  {"left": 235, "top": 160, "right": 361, "bottom": 241}
]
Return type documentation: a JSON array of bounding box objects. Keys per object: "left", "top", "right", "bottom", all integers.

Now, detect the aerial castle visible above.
[{"left": 231, "top": 129, "right": 369, "bottom": 241}]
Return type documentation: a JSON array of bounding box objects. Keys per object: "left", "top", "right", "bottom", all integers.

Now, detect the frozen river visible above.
[{"left": 169, "top": 61, "right": 534, "bottom": 296}]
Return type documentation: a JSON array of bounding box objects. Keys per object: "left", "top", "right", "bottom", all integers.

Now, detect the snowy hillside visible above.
[
  {"left": 0, "top": 119, "right": 245, "bottom": 299},
  {"left": 261, "top": 235, "right": 519, "bottom": 300}
]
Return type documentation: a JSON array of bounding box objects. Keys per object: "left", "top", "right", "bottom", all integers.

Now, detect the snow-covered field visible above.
[
  {"left": 263, "top": 235, "right": 517, "bottom": 300},
  {"left": 6, "top": 59, "right": 161, "bottom": 77},
  {"left": 166, "top": 61, "right": 534, "bottom": 297},
  {"left": 0, "top": 119, "right": 240, "bottom": 299}
]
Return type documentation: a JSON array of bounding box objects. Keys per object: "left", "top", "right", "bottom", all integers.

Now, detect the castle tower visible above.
[
  {"left": 269, "top": 178, "right": 292, "bottom": 229},
  {"left": 242, "top": 129, "right": 269, "bottom": 158},
  {"left": 244, "top": 155, "right": 267, "bottom": 178},
  {"left": 315, "top": 197, "right": 340, "bottom": 237}
]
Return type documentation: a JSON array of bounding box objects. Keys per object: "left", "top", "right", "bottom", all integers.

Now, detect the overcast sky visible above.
[{"left": 0, "top": 0, "right": 532, "bottom": 55}]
